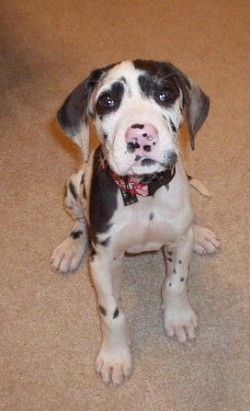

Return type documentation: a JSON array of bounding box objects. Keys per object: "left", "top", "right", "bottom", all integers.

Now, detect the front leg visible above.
[
  {"left": 162, "top": 226, "right": 198, "bottom": 343},
  {"left": 90, "top": 247, "right": 132, "bottom": 385}
]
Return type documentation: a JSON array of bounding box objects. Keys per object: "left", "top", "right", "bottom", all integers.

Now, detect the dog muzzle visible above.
[{"left": 100, "top": 149, "right": 176, "bottom": 206}]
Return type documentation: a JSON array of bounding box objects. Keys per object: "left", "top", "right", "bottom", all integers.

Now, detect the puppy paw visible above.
[
  {"left": 96, "top": 345, "right": 132, "bottom": 385},
  {"left": 51, "top": 237, "right": 85, "bottom": 273},
  {"left": 193, "top": 224, "right": 220, "bottom": 255},
  {"left": 164, "top": 299, "right": 198, "bottom": 343}
]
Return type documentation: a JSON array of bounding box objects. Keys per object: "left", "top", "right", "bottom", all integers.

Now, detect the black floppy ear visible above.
[
  {"left": 181, "top": 77, "right": 210, "bottom": 150},
  {"left": 57, "top": 68, "right": 106, "bottom": 161}
]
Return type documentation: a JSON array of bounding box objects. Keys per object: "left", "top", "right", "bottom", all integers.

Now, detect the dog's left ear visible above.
[
  {"left": 181, "top": 77, "right": 210, "bottom": 150},
  {"left": 57, "top": 68, "right": 106, "bottom": 161}
]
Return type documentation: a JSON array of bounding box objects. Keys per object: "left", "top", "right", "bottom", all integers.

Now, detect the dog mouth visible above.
[
  {"left": 106, "top": 146, "right": 178, "bottom": 178},
  {"left": 130, "top": 150, "right": 178, "bottom": 175},
  {"left": 140, "top": 158, "right": 157, "bottom": 167}
]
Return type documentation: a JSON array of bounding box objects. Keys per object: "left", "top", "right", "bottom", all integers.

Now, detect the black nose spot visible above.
[
  {"left": 127, "top": 141, "right": 140, "bottom": 153},
  {"left": 143, "top": 145, "right": 151, "bottom": 152}
]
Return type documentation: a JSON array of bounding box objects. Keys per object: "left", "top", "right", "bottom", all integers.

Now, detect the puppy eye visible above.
[
  {"left": 159, "top": 89, "right": 172, "bottom": 102},
  {"left": 97, "top": 93, "right": 115, "bottom": 109}
]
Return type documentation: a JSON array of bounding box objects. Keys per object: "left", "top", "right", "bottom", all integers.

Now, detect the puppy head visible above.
[{"left": 57, "top": 60, "right": 209, "bottom": 175}]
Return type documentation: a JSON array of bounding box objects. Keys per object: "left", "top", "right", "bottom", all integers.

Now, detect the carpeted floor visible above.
[{"left": 1, "top": 1, "right": 249, "bottom": 410}]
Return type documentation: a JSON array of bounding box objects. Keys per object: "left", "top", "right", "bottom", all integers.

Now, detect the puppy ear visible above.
[
  {"left": 57, "top": 68, "right": 105, "bottom": 161},
  {"left": 182, "top": 78, "right": 210, "bottom": 150}
]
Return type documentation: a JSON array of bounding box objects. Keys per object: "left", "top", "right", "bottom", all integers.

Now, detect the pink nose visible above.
[{"left": 125, "top": 123, "right": 159, "bottom": 156}]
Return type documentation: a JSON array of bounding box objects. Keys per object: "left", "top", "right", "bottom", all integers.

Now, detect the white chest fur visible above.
[{"left": 96, "top": 161, "right": 194, "bottom": 255}]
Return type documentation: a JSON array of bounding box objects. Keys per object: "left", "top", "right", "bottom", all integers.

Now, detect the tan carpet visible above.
[{"left": 1, "top": 1, "right": 249, "bottom": 410}]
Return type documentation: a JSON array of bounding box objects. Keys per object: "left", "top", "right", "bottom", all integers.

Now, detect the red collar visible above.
[
  {"left": 110, "top": 169, "right": 175, "bottom": 197},
  {"left": 100, "top": 149, "right": 176, "bottom": 205}
]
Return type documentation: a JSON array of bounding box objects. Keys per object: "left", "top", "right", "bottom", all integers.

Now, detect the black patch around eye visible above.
[
  {"left": 135, "top": 59, "right": 181, "bottom": 106},
  {"left": 155, "top": 85, "right": 179, "bottom": 106},
  {"left": 96, "top": 81, "right": 125, "bottom": 117},
  {"left": 138, "top": 74, "right": 179, "bottom": 106}
]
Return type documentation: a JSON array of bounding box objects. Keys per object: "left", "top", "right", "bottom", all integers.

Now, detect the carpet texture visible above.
[{"left": 1, "top": 1, "right": 249, "bottom": 410}]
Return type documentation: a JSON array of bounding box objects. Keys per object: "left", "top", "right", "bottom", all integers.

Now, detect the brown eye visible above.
[{"left": 98, "top": 93, "right": 115, "bottom": 108}]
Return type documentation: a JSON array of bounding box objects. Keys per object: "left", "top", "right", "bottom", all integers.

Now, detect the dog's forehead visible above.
[
  {"left": 97, "top": 59, "right": 182, "bottom": 93},
  {"left": 99, "top": 60, "right": 140, "bottom": 89}
]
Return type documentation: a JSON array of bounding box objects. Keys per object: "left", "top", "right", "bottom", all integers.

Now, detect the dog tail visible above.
[{"left": 188, "top": 175, "right": 211, "bottom": 197}]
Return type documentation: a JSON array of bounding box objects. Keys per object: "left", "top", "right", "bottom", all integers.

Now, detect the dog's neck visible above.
[{"left": 99, "top": 147, "right": 176, "bottom": 206}]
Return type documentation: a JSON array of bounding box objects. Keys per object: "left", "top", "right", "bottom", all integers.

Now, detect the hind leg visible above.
[
  {"left": 51, "top": 170, "right": 89, "bottom": 273},
  {"left": 193, "top": 224, "right": 219, "bottom": 255}
]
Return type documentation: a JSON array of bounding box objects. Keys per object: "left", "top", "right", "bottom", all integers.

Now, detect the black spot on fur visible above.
[
  {"left": 131, "top": 123, "right": 144, "bottom": 129},
  {"left": 180, "top": 277, "right": 185, "bottom": 282},
  {"left": 178, "top": 260, "right": 182, "bottom": 264},
  {"left": 143, "top": 145, "right": 151, "bottom": 152},
  {"left": 89, "top": 147, "right": 118, "bottom": 243},
  {"left": 113, "top": 307, "right": 119, "bottom": 319},
  {"left": 167, "top": 251, "right": 173, "bottom": 256},
  {"left": 70, "top": 230, "right": 83, "bottom": 239},
  {"left": 149, "top": 212, "right": 154, "bottom": 220},
  {"left": 167, "top": 258, "right": 173, "bottom": 262},
  {"left": 120, "top": 76, "right": 127, "bottom": 85},
  {"left": 69, "top": 181, "right": 77, "bottom": 200},
  {"left": 170, "top": 119, "right": 177, "bottom": 133},
  {"left": 99, "top": 305, "right": 107, "bottom": 316},
  {"left": 103, "top": 133, "right": 108, "bottom": 140},
  {"left": 169, "top": 283, "right": 172, "bottom": 287},
  {"left": 173, "top": 269, "right": 176, "bottom": 274},
  {"left": 100, "top": 237, "right": 111, "bottom": 247}
]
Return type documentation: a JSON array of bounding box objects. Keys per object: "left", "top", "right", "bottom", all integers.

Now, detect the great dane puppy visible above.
[{"left": 51, "top": 60, "right": 219, "bottom": 385}]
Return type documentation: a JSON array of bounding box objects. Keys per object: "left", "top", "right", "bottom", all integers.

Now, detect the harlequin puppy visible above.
[{"left": 51, "top": 60, "right": 219, "bottom": 385}]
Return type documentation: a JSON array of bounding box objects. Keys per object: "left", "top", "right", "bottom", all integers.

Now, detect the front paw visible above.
[
  {"left": 51, "top": 237, "right": 85, "bottom": 273},
  {"left": 164, "top": 299, "right": 198, "bottom": 343},
  {"left": 96, "top": 344, "right": 132, "bottom": 385},
  {"left": 193, "top": 225, "right": 220, "bottom": 255}
]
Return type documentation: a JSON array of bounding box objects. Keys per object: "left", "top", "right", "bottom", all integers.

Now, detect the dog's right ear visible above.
[{"left": 57, "top": 68, "right": 105, "bottom": 162}]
